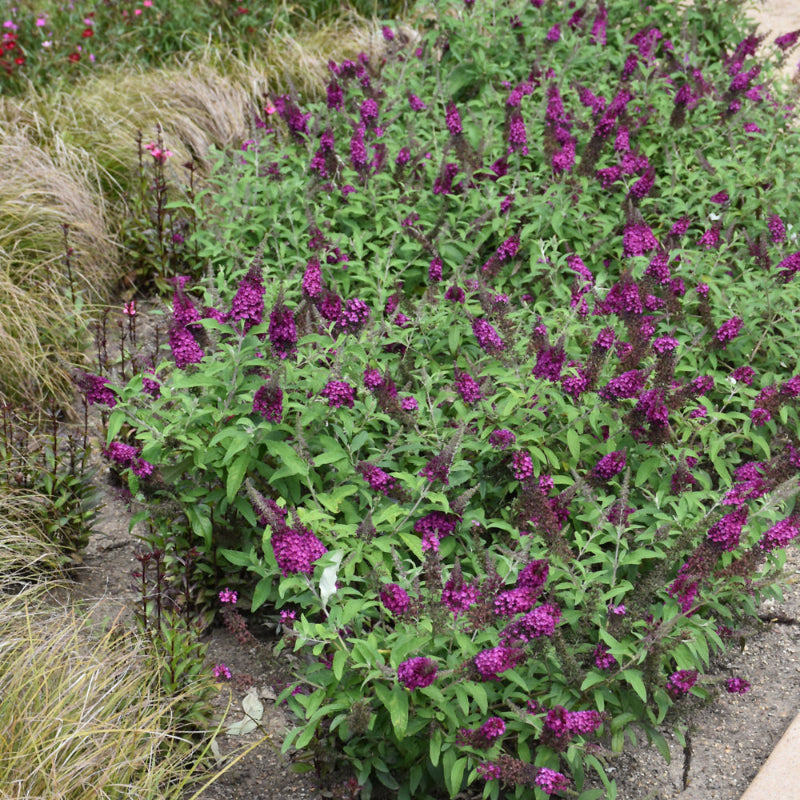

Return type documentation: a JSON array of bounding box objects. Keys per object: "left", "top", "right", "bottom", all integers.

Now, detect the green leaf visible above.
[
  {"left": 266, "top": 440, "right": 308, "bottom": 479},
  {"left": 251, "top": 576, "right": 272, "bottom": 612},
  {"left": 449, "top": 326, "right": 462, "bottom": 356},
  {"left": 333, "top": 648, "right": 348, "bottom": 682},
  {"left": 622, "top": 669, "right": 647, "bottom": 703},
  {"left": 226, "top": 452, "right": 250, "bottom": 503},
  {"left": 430, "top": 727, "right": 443, "bottom": 767},
  {"left": 566, "top": 428, "right": 581, "bottom": 461},
  {"left": 106, "top": 411, "right": 125, "bottom": 445},
  {"left": 468, "top": 682, "right": 488, "bottom": 715},
  {"left": 651, "top": 730, "right": 672, "bottom": 763}
]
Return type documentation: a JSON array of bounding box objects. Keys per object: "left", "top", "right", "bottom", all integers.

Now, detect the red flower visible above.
[
  {"left": 68, "top": 52, "right": 81, "bottom": 62},
  {"left": 14, "top": 56, "right": 24, "bottom": 65},
  {"left": 82, "top": 28, "right": 94, "bottom": 38}
]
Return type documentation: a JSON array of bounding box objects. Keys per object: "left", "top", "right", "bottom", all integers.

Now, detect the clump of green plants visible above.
[
  {"left": 0, "top": 401, "right": 101, "bottom": 568},
  {"left": 102, "top": 0, "right": 800, "bottom": 797}
]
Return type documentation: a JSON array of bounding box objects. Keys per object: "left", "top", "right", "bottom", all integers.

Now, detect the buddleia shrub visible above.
[{"left": 103, "top": 0, "right": 800, "bottom": 797}]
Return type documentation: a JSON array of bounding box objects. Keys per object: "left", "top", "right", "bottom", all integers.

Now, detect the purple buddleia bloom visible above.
[
  {"left": 171, "top": 277, "right": 200, "bottom": 327},
  {"left": 614, "top": 126, "right": 630, "bottom": 152},
  {"left": 401, "top": 396, "right": 418, "bottom": 412},
  {"left": 512, "top": 451, "right": 534, "bottom": 481},
  {"left": 445, "top": 102, "right": 463, "bottom": 135},
  {"left": 442, "top": 573, "right": 480, "bottom": 618},
  {"left": 429, "top": 256, "right": 443, "bottom": 283},
  {"left": 446, "top": 285, "right": 466, "bottom": 303},
  {"left": 667, "top": 669, "right": 698, "bottom": 698},
  {"left": 268, "top": 301, "right": 297, "bottom": 359},
  {"left": 321, "top": 380, "right": 355, "bottom": 409},
  {"left": 768, "top": 214, "right": 786, "bottom": 243},
  {"left": 326, "top": 79, "right": 344, "bottom": 109},
  {"left": 715, "top": 316, "right": 743, "bottom": 348},
  {"left": 472, "top": 318, "right": 505, "bottom": 353},
  {"left": 272, "top": 522, "right": 327, "bottom": 576},
  {"left": 731, "top": 365, "right": 755, "bottom": 385},
  {"left": 142, "top": 373, "right": 161, "bottom": 399},
  {"left": 253, "top": 382, "right": 283, "bottom": 423},
  {"left": 533, "top": 343, "right": 566, "bottom": 381},
  {"left": 726, "top": 677, "right": 751, "bottom": 694},
  {"left": 489, "top": 429, "right": 516, "bottom": 450},
  {"left": 592, "top": 450, "right": 626, "bottom": 482},
  {"left": 545, "top": 24, "right": 560, "bottom": 42},
  {"left": 707, "top": 507, "right": 748, "bottom": 551},
  {"left": 552, "top": 139, "right": 576, "bottom": 173},
  {"left": 501, "top": 603, "right": 561, "bottom": 644},
  {"left": 623, "top": 223, "right": 659, "bottom": 256},
  {"left": 360, "top": 97, "right": 379, "bottom": 124},
  {"left": 628, "top": 168, "right": 655, "bottom": 199},
  {"left": 759, "top": 515, "right": 800, "bottom": 552},
  {"left": 397, "top": 656, "right": 437, "bottom": 689},
  {"left": 415, "top": 511, "right": 459, "bottom": 552},
  {"left": 350, "top": 124, "right": 369, "bottom": 170},
  {"left": 599, "top": 370, "right": 646, "bottom": 400},
  {"left": 76, "top": 371, "right": 117, "bottom": 407},
  {"left": 653, "top": 336, "right": 679, "bottom": 354},
  {"left": 454, "top": 369, "right": 482, "bottom": 404},
  {"left": 230, "top": 266, "right": 265, "bottom": 331},
  {"left": 508, "top": 111, "right": 528, "bottom": 154},
  {"left": 474, "top": 646, "right": 524, "bottom": 681},
  {"left": 494, "top": 587, "right": 538, "bottom": 617},
  {"left": 317, "top": 290, "right": 343, "bottom": 322},
  {"left": 597, "top": 166, "right": 622, "bottom": 188},
  {"left": 591, "top": 4, "right": 608, "bottom": 44},
  {"left": 698, "top": 226, "right": 720, "bottom": 249},
  {"left": 776, "top": 251, "right": 800, "bottom": 282},
  {"left": 593, "top": 643, "right": 617, "bottom": 669},
  {"left": 408, "top": 92, "right": 427, "bottom": 110},
  {"left": 479, "top": 717, "right": 506, "bottom": 742},
  {"left": 302, "top": 259, "right": 323, "bottom": 299},
  {"left": 169, "top": 325, "right": 204, "bottom": 368},
  {"left": 776, "top": 29, "right": 800, "bottom": 50},
  {"left": 518, "top": 559, "right": 549, "bottom": 593},
  {"left": 337, "top": 297, "right": 371, "bottom": 334},
  {"left": 357, "top": 462, "right": 397, "bottom": 496},
  {"left": 380, "top": 583, "right": 410, "bottom": 615}
]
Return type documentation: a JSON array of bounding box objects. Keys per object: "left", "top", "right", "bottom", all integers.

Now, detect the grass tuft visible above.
[{"left": 0, "top": 584, "right": 212, "bottom": 800}]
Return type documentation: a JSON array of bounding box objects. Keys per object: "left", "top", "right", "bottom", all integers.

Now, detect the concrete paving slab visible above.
[{"left": 739, "top": 711, "right": 800, "bottom": 800}]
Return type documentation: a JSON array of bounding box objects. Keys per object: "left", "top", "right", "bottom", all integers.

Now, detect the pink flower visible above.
[{"left": 219, "top": 588, "right": 238, "bottom": 604}]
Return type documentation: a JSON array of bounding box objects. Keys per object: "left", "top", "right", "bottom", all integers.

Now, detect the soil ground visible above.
[{"left": 67, "top": 3, "right": 800, "bottom": 799}]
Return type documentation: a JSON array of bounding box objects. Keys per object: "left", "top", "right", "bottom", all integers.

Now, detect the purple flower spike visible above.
[
  {"left": 380, "top": 583, "right": 410, "bottom": 615},
  {"left": 268, "top": 301, "right": 298, "bottom": 360},
  {"left": 397, "top": 656, "right": 437, "bottom": 689},
  {"left": 321, "top": 380, "right": 355, "bottom": 409},
  {"left": 229, "top": 266, "right": 265, "bottom": 331},
  {"left": 667, "top": 669, "right": 698, "bottom": 698},
  {"left": 592, "top": 450, "right": 626, "bottom": 482},
  {"left": 474, "top": 646, "right": 524, "bottom": 681},
  {"left": 726, "top": 677, "right": 751, "bottom": 694},
  {"left": 472, "top": 318, "right": 505, "bottom": 354},
  {"left": 445, "top": 102, "right": 463, "bottom": 136},
  {"left": 715, "top": 316, "right": 743, "bottom": 348}
]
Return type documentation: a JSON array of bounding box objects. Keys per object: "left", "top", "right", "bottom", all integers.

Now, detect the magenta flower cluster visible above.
[
  {"left": 253, "top": 383, "right": 283, "bottom": 423},
  {"left": 379, "top": 583, "right": 410, "bottom": 615},
  {"left": 103, "top": 441, "right": 154, "bottom": 477},
  {"left": 321, "top": 380, "right": 355, "bottom": 409},
  {"left": 397, "top": 656, "right": 437, "bottom": 689}
]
